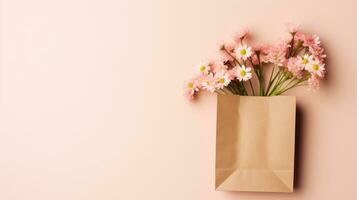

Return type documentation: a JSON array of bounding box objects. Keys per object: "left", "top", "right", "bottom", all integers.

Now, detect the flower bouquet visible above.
[
  {"left": 184, "top": 24, "right": 325, "bottom": 99},
  {"left": 184, "top": 24, "right": 326, "bottom": 192}
]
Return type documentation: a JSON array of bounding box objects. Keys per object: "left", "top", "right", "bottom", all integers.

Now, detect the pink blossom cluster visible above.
[
  {"left": 183, "top": 63, "right": 243, "bottom": 100},
  {"left": 184, "top": 24, "right": 327, "bottom": 100}
]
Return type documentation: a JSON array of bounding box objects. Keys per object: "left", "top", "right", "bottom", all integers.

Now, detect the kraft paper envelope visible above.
[{"left": 216, "top": 95, "right": 296, "bottom": 192}]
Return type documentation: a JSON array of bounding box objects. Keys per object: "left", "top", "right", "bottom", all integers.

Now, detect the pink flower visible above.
[
  {"left": 252, "top": 43, "right": 267, "bottom": 52},
  {"left": 227, "top": 69, "right": 237, "bottom": 80},
  {"left": 294, "top": 31, "right": 304, "bottom": 42},
  {"left": 201, "top": 73, "right": 217, "bottom": 93},
  {"left": 224, "top": 42, "right": 236, "bottom": 52},
  {"left": 184, "top": 25, "right": 327, "bottom": 98},
  {"left": 310, "top": 45, "right": 326, "bottom": 63},
  {"left": 220, "top": 49, "right": 233, "bottom": 62},
  {"left": 295, "top": 33, "right": 326, "bottom": 62},
  {"left": 219, "top": 44, "right": 235, "bottom": 62},
  {"left": 300, "top": 34, "right": 321, "bottom": 51},
  {"left": 308, "top": 74, "right": 320, "bottom": 91},
  {"left": 261, "top": 44, "right": 287, "bottom": 66},
  {"left": 194, "top": 73, "right": 207, "bottom": 85},
  {"left": 209, "top": 61, "right": 228, "bottom": 73},
  {"left": 184, "top": 78, "right": 200, "bottom": 100},
  {"left": 286, "top": 23, "right": 300, "bottom": 33},
  {"left": 313, "top": 35, "right": 321, "bottom": 45},
  {"left": 302, "top": 34, "right": 317, "bottom": 48},
  {"left": 287, "top": 57, "right": 304, "bottom": 79},
  {"left": 251, "top": 54, "right": 260, "bottom": 65},
  {"left": 234, "top": 28, "right": 250, "bottom": 43}
]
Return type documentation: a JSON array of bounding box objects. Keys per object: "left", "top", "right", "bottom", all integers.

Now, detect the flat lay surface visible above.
[{"left": 1, "top": 0, "right": 357, "bottom": 199}]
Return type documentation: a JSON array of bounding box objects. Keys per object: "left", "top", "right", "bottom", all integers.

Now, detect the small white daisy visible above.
[
  {"left": 214, "top": 70, "right": 231, "bottom": 89},
  {"left": 185, "top": 80, "right": 199, "bottom": 95},
  {"left": 235, "top": 44, "right": 252, "bottom": 60},
  {"left": 201, "top": 73, "right": 216, "bottom": 92},
  {"left": 235, "top": 65, "right": 252, "bottom": 81},
  {"left": 197, "top": 64, "right": 210, "bottom": 74},
  {"left": 300, "top": 54, "right": 314, "bottom": 68},
  {"left": 306, "top": 60, "right": 325, "bottom": 77}
]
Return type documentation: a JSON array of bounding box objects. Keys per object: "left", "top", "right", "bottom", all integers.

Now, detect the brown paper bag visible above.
[{"left": 215, "top": 95, "right": 296, "bottom": 192}]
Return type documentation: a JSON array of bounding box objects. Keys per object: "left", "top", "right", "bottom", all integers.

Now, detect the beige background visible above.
[{"left": 1, "top": 0, "right": 356, "bottom": 199}]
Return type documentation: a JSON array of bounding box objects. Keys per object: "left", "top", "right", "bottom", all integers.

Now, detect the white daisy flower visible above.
[
  {"left": 235, "top": 44, "right": 252, "bottom": 60},
  {"left": 306, "top": 60, "right": 325, "bottom": 77},
  {"left": 201, "top": 73, "right": 216, "bottom": 92},
  {"left": 235, "top": 65, "right": 252, "bottom": 81},
  {"left": 214, "top": 70, "right": 231, "bottom": 89},
  {"left": 185, "top": 80, "right": 199, "bottom": 95},
  {"left": 300, "top": 54, "right": 314, "bottom": 68},
  {"left": 197, "top": 64, "right": 210, "bottom": 74}
]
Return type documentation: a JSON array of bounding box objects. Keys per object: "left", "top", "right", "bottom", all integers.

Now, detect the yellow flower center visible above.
[
  {"left": 187, "top": 82, "right": 194, "bottom": 88},
  {"left": 240, "top": 49, "right": 247, "bottom": 55},
  {"left": 312, "top": 64, "right": 319, "bottom": 71},
  {"left": 218, "top": 78, "right": 225, "bottom": 84},
  {"left": 240, "top": 70, "right": 247, "bottom": 76},
  {"left": 199, "top": 65, "right": 206, "bottom": 72},
  {"left": 302, "top": 59, "right": 308, "bottom": 64}
]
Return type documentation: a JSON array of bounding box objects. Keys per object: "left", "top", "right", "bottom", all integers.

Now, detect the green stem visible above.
[
  {"left": 276, "top": 78, "right": 297, "bottom": 93},
  {"left": 276, "top": 81, "right": 308, "bottom": 95},
  {"left": 266, "top": 70, "right": 283, "bottom": 96},
  {"left": 228, "top": 83, "right": 238, "bottom": 95},
  {"left": 220, "top": 89, "right": 228, "bottom": 95},
  {"left": 233, "top": 82, "right": 241, "bottom": 95},
  {"left": 215, "top": 90, "right": 224, "bottom": 95},
  {"left": 288, "top": 33, "right": 295, "bottom": 57},
  {"left": 270, "top": 79, "right": 289, "bottom": 96},
  {"left": 223, "top": 48, "right": 242, "bottom": 67},
  {"left": 225, "top": 88, "right": 234, "bottom": 94},
  {"left": 275, "top": 76, "right": 291, "bottom": 92},
  {"left": 268, "top": 72, "right": 287, "bottom": 96},
  {"left": 240, "top": 82, "right": 248, "bottom": 95},
  {"left": 265, "top": 66, "right": 278, "bottom": 95},
  {"left": 291, "top": 42, "right": 303, "bottom": 56},
  {"left": 259, "top": 65, "right": 265, "bottom": 95},
  {"left": 257, "top": 68, "right": 265, "bottom": 96},
  {"left": 249, "top": 80, "right": 255, "bottom": 96},
  {"left": 230, "top": 81, "right": 243, "bottom": 95},
  {"left": 228, "top": 84, "right": 235, "bottom": 94},
  {"left": 276, "top": 76, "right": 309, "bottom": 95},
  {"left": 248, "top": 57, "right": 264, "bottom": 96}
]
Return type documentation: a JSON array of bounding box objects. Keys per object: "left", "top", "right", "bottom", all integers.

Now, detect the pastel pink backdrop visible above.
[{"left": 1, "top": 0, "right": 356, "bottom": 199}]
